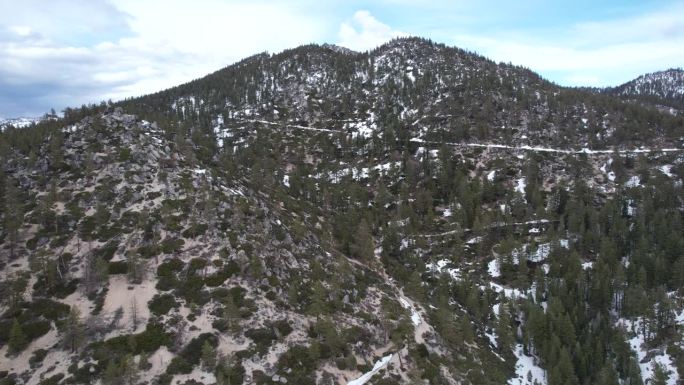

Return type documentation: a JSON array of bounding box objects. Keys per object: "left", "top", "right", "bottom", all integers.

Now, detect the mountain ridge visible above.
[{"left": 1, "top": 36, "right": 683, "bottom": 385}]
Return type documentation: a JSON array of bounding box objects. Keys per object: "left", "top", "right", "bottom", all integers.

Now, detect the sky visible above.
[{"left": 0, "top": 0, "right": 682, "bottom": 117}]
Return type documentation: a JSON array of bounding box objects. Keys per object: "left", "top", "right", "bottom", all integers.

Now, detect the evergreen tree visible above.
[
  {"left": 121, "top": 354, "right": 139, "bottom": 385},
  {"left": 650, "top": 362, "right": 669, "bottom": 385},
  {"left": 62, "top": 306, "right": 85, "bottom": 352},
  {"left": 201, "top": 340, "right": 217, "bottom": 370},
  {"left": 8, "top": 319, "right": 27, "bottom": 354},
  {"left": 3, "top": 178, "right": 22, "bottom": 259},
  {"left": 496, "top": 302, "right": 514, "bottom": 353},
  {"left": 350, "top": 219, "right": 374, "bottom": 261}
]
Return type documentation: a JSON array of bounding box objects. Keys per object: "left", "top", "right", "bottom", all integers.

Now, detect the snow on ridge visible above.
[
  {"left": 0, "top": 116, "right": 42, "bottom": 129},
  {"left": 410, "top": 138, "right": 684, "bottom": 155}
]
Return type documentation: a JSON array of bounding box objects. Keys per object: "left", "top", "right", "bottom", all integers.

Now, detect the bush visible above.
[
  {"left": 160, "top": 238, "right": 184, "bottom": 254},
  {"left": 138, "top": 245, "right": 160, "bottom": 259},
  {"left": 89, "top": 322, "right": 170, "bottom": 373},
  {"left": 204, "top": 261, "right": 240, "bottom": 287},
  {"left": 108, "top": 261, "right": 128, "bottom": 275},
  {"left": 276, "top": 345, "right": 317, "bottom": 385},
  {"left": 148, "top": 294, "right": 179, "bottom": 316},
  {"left": 228, "top": 286, "right": 247, "bottom": 307},
  {"left": 22, "top": 321, "right": 51, "bottom": 342},
  {"left": 29, "top": 299, "right": 71, "bottom": 321},
  {"left": 32, "top": 277, "right": 79, "bottom": 299},
  {"left": 187, "top": 258, "right": 207, "bottom": 274},
  {"left": 155, "top": 276, "right": 178, "bottom": 291},
  {"left": 37, "top": 373, "right": 64, "bottom": 385},
  {"left": 272, "top": 320, "right": 293, "bottom": 338},
  {"left": 157, "top": 258, "right": 184, "bottom": 277},
  {"left": 29, "top": 349, "right": 48, "bottom": 368},
  {"left": 245, "top": 328, "right": 277, "bottom": 355},
  {"left": 118, "top": 148, "right": 131, "bottom": 161},
  {"left": 174, "top": 274, "right": 209, "bottom": 305},
  {"left": 166, "top": 333, "right": 217, "bottom": 375},
  {"left": 95, "top": 242, "right": 119, "bottom": 261},
  {"left": 182, "top": 223, "right": 209, "bottom": 238}
]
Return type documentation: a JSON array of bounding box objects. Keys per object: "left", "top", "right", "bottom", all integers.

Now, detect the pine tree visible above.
[
  {"left": 308, "top": 281, "right": 327, "bottom": 319},
  {"left": 350, "top": 219, "right": 374, "bottom": 261},
  {"left": 496, "top": 302, "right": 514, "bottom": 353},
  {"left": 3, "top": 178, "right": 23, "bottom": 259},
  {"left": 8, "top": 319, "right": 27, "bottom": 354},
  {"left": 223, "top": 296, "right": 241, "bottom": 333},
  {"left": 121, "top": 354, "right": 139, "bottom": 385},
  {"left": 460, "top": 314, "right": 474, "bottom": 343},
  {"left": 650, "top": 362, "right": 669, "bottom": 385},
  {"left": 201, "top": 340, "right": 217, "bottom": 370},
  {"left": 62, "top": 306, "right": 85, "bottom": 352},
  {"left": 102, "top": 360, "right": 119, "bottom": 385}
]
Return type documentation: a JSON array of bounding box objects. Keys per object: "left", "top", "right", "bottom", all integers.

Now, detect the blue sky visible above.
[{"left": 0, "top": 0, "right": 682, "bottom": 117}]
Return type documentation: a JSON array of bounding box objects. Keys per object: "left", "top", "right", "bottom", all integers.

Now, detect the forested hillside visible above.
[{"left": 1, "top": 37, "right": 683, "bottom": 385}]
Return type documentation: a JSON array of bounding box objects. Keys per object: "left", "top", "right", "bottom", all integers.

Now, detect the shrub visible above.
[
  {"left": 204, "top": 261, "right": 239, "bottom": 287},
  {"left": 138, "top": 245, "right": 160, "bottom": 259},
  {"left": 37, "top": 373, "right": 64, "bottom": 385},
  {"left": 187, "top": 258, "right": 207, "bottom": 274},
  {"left": 272, "top": 320, "right": 293, "bottom": 338},
  {"left": 95, "top": 241, "right": 119, "bottom": 261},
  {"left": 22, "top": 321, "right": 51, "bottom": 342},
  {"left": 30, "top": 299, "right": 71, "bottom": 321},
  {"left": 155, "top": 276, "right": 178, "bottom": 291},
  {"left": 108, "top": 261, "right": 128, "bottom": 275},
  {"left": 118, "top": 148, "right": 131, "bottom": 162},
  {"left": 148, "top": 294, "right": 179, "bottom": 316},
  {"left": 166, "top": 333, "right": 217, "bottom": 375},
  {"left": 160, "top": 238, "right": 184, "bottom": 254},
  {"left": 276, "top": 345, "right": 317, "bottom": 385},
  {"left": 244, "top": 328, "right": 277, "bottom": 355},
  {"left": 182, "top": 223, "right": 208, "bottom": 238},
  {"left": 89, "top": 322, "right": 170, "bottom": 372},
  {"left": 157, "top": 258, "right": 184, "bottom": 277},
  {"left": 29, "top": 349, "right": 48, "bottom": 368}
]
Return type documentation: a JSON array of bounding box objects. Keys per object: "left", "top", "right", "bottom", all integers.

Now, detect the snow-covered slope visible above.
[
  {"left": 0, "top": 117, "right": 41, "bottom": 130},
  {"left": 609, "top": 68, "right": 684, "bottom": 101}
]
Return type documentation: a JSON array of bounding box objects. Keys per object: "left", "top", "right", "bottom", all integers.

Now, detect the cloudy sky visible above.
[{"left": 0, "top": 0, "right": 683, "bottom": 117}]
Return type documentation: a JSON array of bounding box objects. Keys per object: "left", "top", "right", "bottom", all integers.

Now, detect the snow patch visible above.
[
  {"left": 488, "top": 259, "right": 501, "bottom": 278},
  {"left": 399, "top": 297, "right": 422, "bottom": 326},
  {"left": 508, "top": 344, "right": 546, "bottom": 385},
  {"left": 515, "top": 178, "right": 526, "bottom": 194},
  {"left": 347, "top": 354, "right": 393, "bottom": 385}
]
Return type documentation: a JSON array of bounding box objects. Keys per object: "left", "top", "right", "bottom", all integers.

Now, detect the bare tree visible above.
[{"left": 130, "top": 296, "right": 138, "bottom": 330}]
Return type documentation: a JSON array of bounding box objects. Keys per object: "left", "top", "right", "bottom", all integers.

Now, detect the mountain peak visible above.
[{"left": 611, "top": 67, "right": 684, "bottom": 101}]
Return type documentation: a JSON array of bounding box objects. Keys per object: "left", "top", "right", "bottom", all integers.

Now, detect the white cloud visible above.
[
  {"left": 452, "top": 4, "right": 684, "bottom": 87},
  {"left": 337, "top": 10, "right": 407, "bottom": 52},
  {"left": 0, "top": 0, "right": 326, "bottom": 116}
]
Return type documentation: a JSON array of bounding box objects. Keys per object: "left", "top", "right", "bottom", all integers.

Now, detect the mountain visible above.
[
  {"left": 609, "top": 68, "right": 684, "bottom": 100},
  {"left": 121, "top": 37, "right": 683, "bottom": 150},
  {"left": 1, "top": 37, "right": 683, "bottom": 385},
  {"left": 0, "top": 117, "right": 43, "bottom": 131},
  {"left": 603, "top": 68, "right": 684, "bottom": 112}
]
